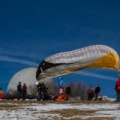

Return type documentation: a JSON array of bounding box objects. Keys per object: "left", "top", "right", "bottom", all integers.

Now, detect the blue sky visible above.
[{"left": 0, "top": 0, "right": 120, "bottom": 98}]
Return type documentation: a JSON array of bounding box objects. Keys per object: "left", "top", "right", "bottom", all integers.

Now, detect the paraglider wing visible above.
[{"left": 36, "top": 45, "right": 120, "bottom": 80}]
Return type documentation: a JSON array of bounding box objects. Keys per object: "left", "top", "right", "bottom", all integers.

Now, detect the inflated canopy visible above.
[{"left": 36, "top": 45, "right": 120, "bottom": 80}]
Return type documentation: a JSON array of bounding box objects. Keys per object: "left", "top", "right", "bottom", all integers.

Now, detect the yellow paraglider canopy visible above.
[{"left": 36, "top": 45, "right": 120, "bottom": 80}]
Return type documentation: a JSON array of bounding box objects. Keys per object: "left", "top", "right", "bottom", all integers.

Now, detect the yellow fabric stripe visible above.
[
  {"left": 63, "top": 53, "right": 120, "bottom": 75},
  {"left": 87, "top": 53, "right": 120, "bottom": 70}
]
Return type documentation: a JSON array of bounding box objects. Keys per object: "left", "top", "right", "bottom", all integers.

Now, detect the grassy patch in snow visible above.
[
  {"left": 0, "top": 104, "right": 18, "bottom": 110},
  {"left": 44, "top": 109, "right": 96, "bottom": 117}
]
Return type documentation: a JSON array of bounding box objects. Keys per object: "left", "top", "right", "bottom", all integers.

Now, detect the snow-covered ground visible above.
[{"left": 0, "top": 100, "right": 120, "bottom": 120}]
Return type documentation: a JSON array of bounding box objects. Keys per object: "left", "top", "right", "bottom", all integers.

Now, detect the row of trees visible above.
[{"left": 69, "top": 82, "right": 88, "bottom": 100}]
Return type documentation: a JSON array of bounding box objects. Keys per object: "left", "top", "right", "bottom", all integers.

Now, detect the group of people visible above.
[
  {"left": 14, "top": 74, "right": 120, "bottom": 102},
  {"left": 17, "top": 82, "right": 27, "bottom": 99},
  {"left": 86, "top": 74, "right": 120, "bottom": 102},
  {"left": 35, "top": 82, "right": 72, "bottom": 101},
  {"left": 16, "top": 81, "right": 71, "bottom": 101},
  {"left": 5, "top": 75, "right": 120, "bottom": 102},
  {"left": 58, "top": 84, "right": 71, "bottom": 96},
  {"left": 55, "top": 84, "right": 71, "bottom": 101},
  {"left": 87, "top": 84, "right": 101, "bottom": 100},
  {"left": 17, "top": 81, "right": 101, "bottom": 101}
]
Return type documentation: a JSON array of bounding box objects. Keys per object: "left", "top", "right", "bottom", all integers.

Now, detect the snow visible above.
[{"left": 0, "top": 101, "right": 120, "bottom": 120}]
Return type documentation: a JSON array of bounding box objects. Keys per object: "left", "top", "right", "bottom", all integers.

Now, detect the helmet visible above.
[{"left": 35, "top": 81, "right": 39, "bottom": 85}]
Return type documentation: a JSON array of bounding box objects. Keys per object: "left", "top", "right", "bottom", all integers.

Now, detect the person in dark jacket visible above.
[
  {"left": 65, "top": 84, "right": 71, "bottom": 96},
  {"left": 22, "top": 83, "right": 27, "bottom": 100},
  {"left": 94, "top": 84, "right": 101, "bottom": 100},
  {"left": 17, "top": 82, "right": 22, "bottom": 99},
  {"left": 65, "top": 84, "right": 71, "bottom": 100},
  {"left": 36, "top": 82, "right": 48, "bottom": 100}
]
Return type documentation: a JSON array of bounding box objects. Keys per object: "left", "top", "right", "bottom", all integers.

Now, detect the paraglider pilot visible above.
[{"left": 36, "top": 82, "right": 48, "bottom": 100}]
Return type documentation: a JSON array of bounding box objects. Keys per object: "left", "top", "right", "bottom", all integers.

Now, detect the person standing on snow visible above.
[
  {"left": 94, "top": 84, "right": 101, "bottom": 100},
  {"left": 65, "top": 84, "right": 71, "bottom": 96},
  {"left": 22, "top": 83, "right": 27, "bottom": 100},
  {"left": 17, "top": 82, "right": 22, "bottom": 99},
  {"left": 65, "top": 84, "right": 71, "bottom": 100},
  {"left": 87, "top": 85, "right": 94, "bottom": 100},
  {"left": 115, "top": 74, "right": 120, "bottom": 102}
]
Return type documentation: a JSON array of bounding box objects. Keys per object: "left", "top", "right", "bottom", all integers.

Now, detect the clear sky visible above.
[{"left": 0, "top": 0, "right": 120, "bottom": 98}]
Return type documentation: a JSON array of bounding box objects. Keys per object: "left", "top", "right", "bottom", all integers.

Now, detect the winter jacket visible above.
[
  {"left": 22, "top": 85, "right": 27, "bottom": 93},
  {"left": 95, "top": 86, "right": 100, "bottom": 93},
  {"left": 87, "top": 88, "right": 94, "bottom": 94},
  {"left": 115, "top": 77, "right": 120, "bottom": 91},
  {"left": 17, "top": 84, "right": 22, "bottom": 91},
  {"left": 65, "top": 86, "right": 71, "bottom": 95}
]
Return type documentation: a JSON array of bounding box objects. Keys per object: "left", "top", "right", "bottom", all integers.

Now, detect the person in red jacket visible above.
[
  {"left": 87, "top": 85, "right": 94, "bottom": 100},
  {"left": 115, "top": 74, "right": 120, "bottom": 102}
]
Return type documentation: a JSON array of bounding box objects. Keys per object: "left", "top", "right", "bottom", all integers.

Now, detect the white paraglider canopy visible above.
[{"left": 36, "top": 45, "right": 120, "bottom": 80}]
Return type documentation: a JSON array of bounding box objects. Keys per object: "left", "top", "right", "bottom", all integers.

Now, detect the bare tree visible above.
[
  {"left": 27, "top": 84, "right": 37, "bottom": 95},
  {"left": 67, "top": 81, "right": 87, "bottom": 100},
  {"left": 7, "top": 88, "right": 17, "bottom": 96},
  {"left": 43, "top": 80, "right": 58, "bottom": 96}
]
